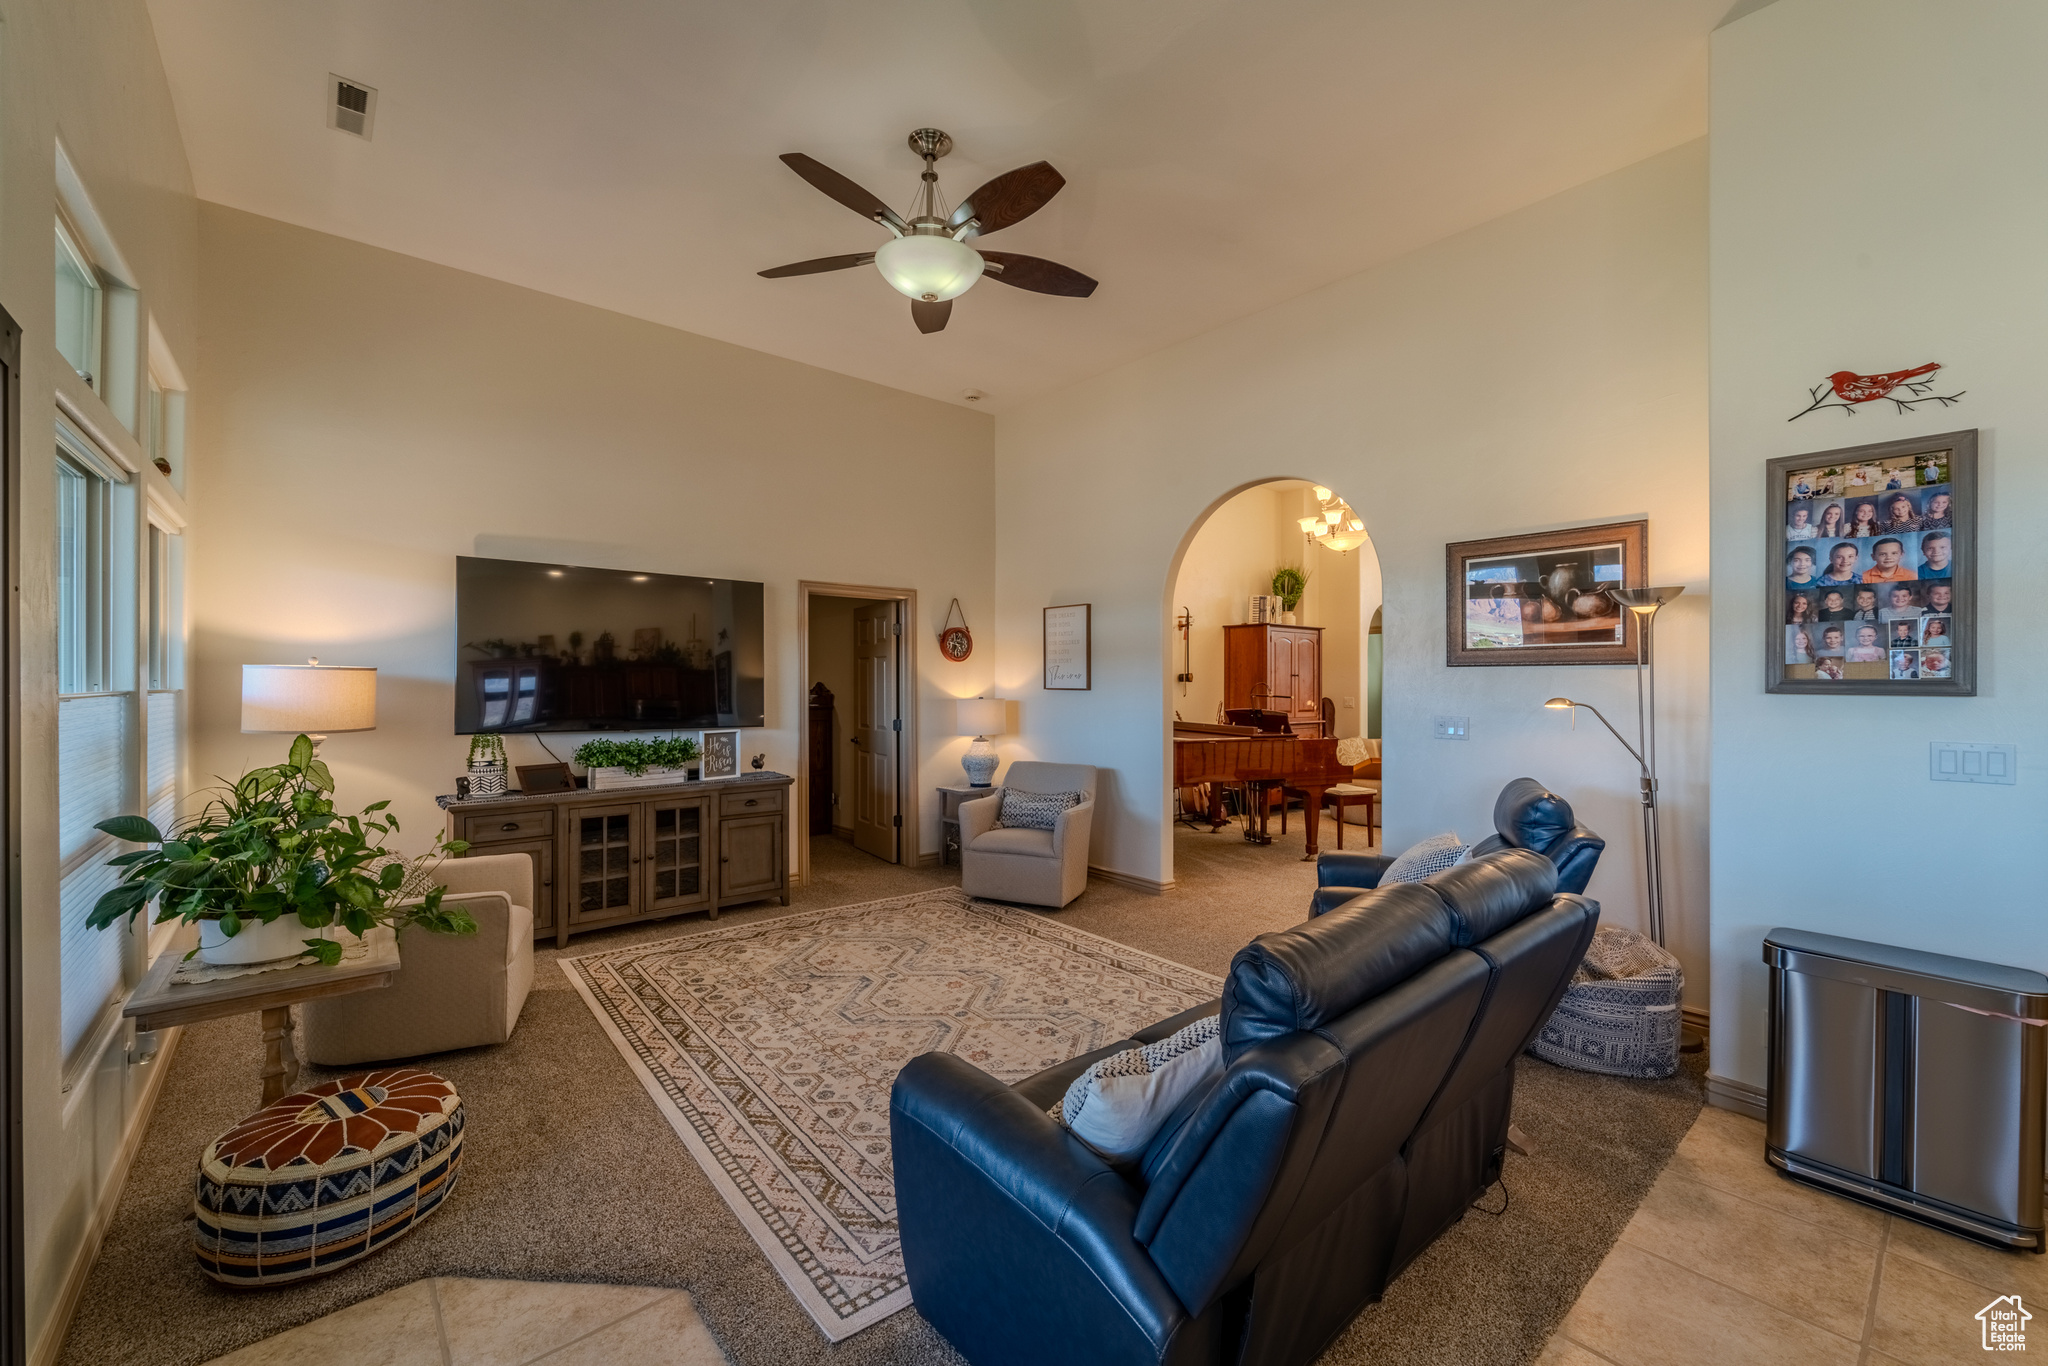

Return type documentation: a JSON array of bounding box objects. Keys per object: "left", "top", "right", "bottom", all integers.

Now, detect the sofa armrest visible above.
[
  {"left": 960, "top": 791, "right": 1002, "bottom": 844},
  {"left": 1309, "top": 887, "right": 1373, "bottom": 918},
  {"left": 891, "top": 1052, "right": 1190, "bottom": 1363},
  {"left": 1316, "top": 851, "right": 1391, "bottom": 891},
  {"left": 1050, "top": 798, "right": 1094, "bottom": 862}
]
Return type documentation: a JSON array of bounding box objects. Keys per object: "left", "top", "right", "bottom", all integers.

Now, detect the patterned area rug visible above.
[{"left": 563, "top": 888, "right": 1222, "bottom": 1341}]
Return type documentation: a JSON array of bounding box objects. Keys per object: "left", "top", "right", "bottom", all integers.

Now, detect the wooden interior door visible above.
[{"left": 851, "top": 599, "right": 900, "bottom": 862}]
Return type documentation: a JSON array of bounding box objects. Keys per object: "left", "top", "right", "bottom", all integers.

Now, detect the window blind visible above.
[
  {"left": 59, "top": 693, "right": 132, "bottom": 1059},
  {"left": 147, "top": 690, "right": 179, "bottom": 834}
]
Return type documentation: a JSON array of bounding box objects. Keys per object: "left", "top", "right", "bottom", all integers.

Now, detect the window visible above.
[
  {"left": 56, "top": 425, "right": 139, "bottom": 1065},
  {"left": 147, "top": 523, "right": 169, "bottom": 690},
  {"left": 54, "top": 216, "right": 102, "bottom": 389}
]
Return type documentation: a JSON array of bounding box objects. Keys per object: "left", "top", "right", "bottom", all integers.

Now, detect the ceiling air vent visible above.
[{"left": 327, "top": 74, "right": 377, "bottom": 140}]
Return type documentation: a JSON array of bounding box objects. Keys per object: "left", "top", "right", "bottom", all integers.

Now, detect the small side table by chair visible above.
[
  {"left": 937, "top": 785, "right": 991, "bottom": 865},
  {"left": 1323, "top": 785, "right": 1378, "bottom": 849}
]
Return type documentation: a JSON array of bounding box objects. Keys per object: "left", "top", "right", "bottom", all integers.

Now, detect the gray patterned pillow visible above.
[
  {"left": 996, "top": 789, "right": 1083, "bottom": 830},
  {"left": 1383, "top": 831, "right": 1470, "bottom": 883},
  {"left": 1050, "top": 1014, "right": 1223, "bottom": 1161}
]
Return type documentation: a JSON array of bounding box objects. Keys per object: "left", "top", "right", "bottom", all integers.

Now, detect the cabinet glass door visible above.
[
  {"left": 572, "top": 804, "right": 638, "bottom": 922},
  {"left": 645, "top": 798, "right": 711, "bottom": 911}
]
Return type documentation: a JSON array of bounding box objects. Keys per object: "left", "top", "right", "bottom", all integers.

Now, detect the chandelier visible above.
[{"left": 1296, "top": 485, "right": 1369, "bottom": 554}]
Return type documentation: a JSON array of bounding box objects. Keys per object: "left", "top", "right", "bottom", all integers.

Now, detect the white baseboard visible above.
[
  {"left": 915, "top": 852, "right": 941, "bottom": 868},
  {"left": 1088, "top": 865, "right": 1174, "bottom": 895},
  {"left": 1705, "top": 1070, "right": 1768, "bottom": 1123},
  {"left": 1682, "top": 1005, "right": 1709, "bottom": 1039},
  {"left": 33, "top": 1025, "right": 185, "bottom": 1366}
]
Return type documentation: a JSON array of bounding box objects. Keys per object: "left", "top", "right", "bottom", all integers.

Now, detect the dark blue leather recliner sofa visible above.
[
  {"left": 889, "top": 844, "right": 1599, "bottom": 1366},
  {"left": 1312, "top": 776, "right": 1607, "bottom": 917}
]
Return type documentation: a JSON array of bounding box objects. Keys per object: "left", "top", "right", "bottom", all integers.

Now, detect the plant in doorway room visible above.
[
  {"left": 1271, "top": 565, "right": 1310, "bottom": 626},
  {"left": 85, "top": 734, "right": 476, "bottom": 966}
]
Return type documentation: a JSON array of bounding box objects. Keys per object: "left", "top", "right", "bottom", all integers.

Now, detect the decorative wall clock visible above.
[{"left": 938, "top": 598, "right": 973, "bottom": 662}]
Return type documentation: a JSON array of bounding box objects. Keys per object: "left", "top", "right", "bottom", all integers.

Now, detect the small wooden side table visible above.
[
  {"left": 1322, "top": 785, "right": 1379, "bottom": 849},
  {"left": 937, "top": 785, "right": 995, "bottom": 865},
  {"left": 126, "top": 926, "right": 402, "bottom": 1103}
]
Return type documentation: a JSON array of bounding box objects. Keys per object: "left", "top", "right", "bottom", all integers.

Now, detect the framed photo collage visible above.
[{"left": 1768, "top": 430, "right": 1975, "bottom": 696}]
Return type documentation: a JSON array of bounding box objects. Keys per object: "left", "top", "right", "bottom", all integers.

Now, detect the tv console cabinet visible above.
[{"left": 437, "top": 772, "right": 793, "bottom": 947}]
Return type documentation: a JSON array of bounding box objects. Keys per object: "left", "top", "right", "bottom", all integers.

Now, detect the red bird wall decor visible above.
[{"left": 1789, "top": 363, "right": 1964, "bottom": 421}]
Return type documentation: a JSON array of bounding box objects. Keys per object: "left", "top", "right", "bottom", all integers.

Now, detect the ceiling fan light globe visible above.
[{"left": 875, "top": 235, "right": 984, "bottom": 302}]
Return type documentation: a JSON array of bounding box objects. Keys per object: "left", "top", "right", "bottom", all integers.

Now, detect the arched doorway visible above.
[{"left": 1161, "top": 478, "right": 1383, "bottom": 886}]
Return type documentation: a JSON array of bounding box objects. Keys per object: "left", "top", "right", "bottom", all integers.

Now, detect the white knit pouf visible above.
[{"left": 1530, "top": 926, "right": 1684, "bottom": 1080}]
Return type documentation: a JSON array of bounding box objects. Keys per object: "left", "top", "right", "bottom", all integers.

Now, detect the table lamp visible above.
[
  {"left": 242, "top": 658, "right": 377, "bottom": 757},
  {"left": 956, "top": 698, "right": 1006, "bottom": 788}
]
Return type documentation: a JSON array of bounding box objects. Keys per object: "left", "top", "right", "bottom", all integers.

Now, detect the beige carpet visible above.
[
  {"left": 55, "top": 822, "right": 1702, "bottom": 1366},
  {"left": 564, "top": 890, "right": 1220, "bottom": 1339}
]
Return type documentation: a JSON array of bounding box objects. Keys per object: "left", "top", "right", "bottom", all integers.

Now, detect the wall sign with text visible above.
[{"left": 1043, "top": 604, "right": 1091, "bottom": 690}]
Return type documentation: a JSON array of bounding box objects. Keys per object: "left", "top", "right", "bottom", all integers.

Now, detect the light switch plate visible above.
[
  {"left": 1433, "top": 715, "right": 1470, "bottom": 741},
  {"left": 1930, "top": 741, "right": 2016, "bottom": 785}
]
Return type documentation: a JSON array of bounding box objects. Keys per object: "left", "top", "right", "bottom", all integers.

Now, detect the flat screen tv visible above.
[{"left": 455, "top": 556, "right": 765, "bottom": 733}]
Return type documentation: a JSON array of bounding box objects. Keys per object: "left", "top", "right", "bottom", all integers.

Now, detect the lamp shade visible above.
[
  {"left": 241, "top": 662, "right": 377, "bottom": 734},
  {"left": 875, "top": 235, "right": 984, "bottom": 302},
  {"left": 956, "top": 698, "right": 1005, "bottom": 738}
]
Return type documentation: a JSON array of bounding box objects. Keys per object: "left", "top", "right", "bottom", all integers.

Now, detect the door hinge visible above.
[
  {"left": 892, "top": 717, "right": 902, "bottom": 732},
  {"left": 893, "top": 813, "right": 902, "bottom": 828}
]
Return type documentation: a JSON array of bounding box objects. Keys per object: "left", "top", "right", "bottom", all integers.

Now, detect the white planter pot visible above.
[
  {"left": 198, "top": 915, "right": 333, "bottom": 966},
  {"left": 467, "top": 760, "right": 507, "bottom": 797},
  {"left": 588, "top": 765, "right": 698, "bottom": 791},
  {"left": 1280, "top": 611, "right": 1298, "bottom": 625}
]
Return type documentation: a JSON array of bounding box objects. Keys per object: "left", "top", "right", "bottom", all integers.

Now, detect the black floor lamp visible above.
[{"left": 1544, "top": 585, "right": 1684, "bottom": 947}]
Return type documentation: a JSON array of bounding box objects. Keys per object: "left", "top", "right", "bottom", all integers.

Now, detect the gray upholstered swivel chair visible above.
[
  {"left": 959, "top": 762, "right": 1097, "bottom": 909},
  {"left": 300, "top": 852, "right": 536, "bottom": 1065}
]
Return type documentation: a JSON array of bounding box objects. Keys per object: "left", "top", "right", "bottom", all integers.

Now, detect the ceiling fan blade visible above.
[
  {"left": 949, "top": 161, "right": 1065, "bottom": 236},
  {"left": 978, "top": 251, "right": 1097, "bottom": 298},
  {"left": 758, "top": 252, "right": 876, "bottom": 279},
  {"left": 912, "top": 299, "right": 952, "bottom": 334},
  {"left": 779, "top": 154, "right": 909, "bottom": 234}
]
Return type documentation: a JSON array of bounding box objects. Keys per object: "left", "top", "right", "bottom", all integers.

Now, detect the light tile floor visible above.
[
  {"left": 206, "top": 1277, "right": 728, "bottom": 1365},
  {"left": 1544, "top": 1103, "right": 2048, "bottom": 1366},
  {"left": 217, "top": 1106, "right": 2042, "bottom": 1365}
]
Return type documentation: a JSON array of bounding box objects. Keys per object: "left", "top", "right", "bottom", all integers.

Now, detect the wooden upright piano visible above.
[{"left": 1172, "top": 722, "right": 1354, "bottom": 860}]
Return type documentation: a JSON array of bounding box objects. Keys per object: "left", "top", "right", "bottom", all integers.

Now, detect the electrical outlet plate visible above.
[
  {"left": 1929, "top": 741, "right": 2016, "bottom": 785},
  {"left": 1433, "top": 715, "right": 1470, "bottom": 741}
]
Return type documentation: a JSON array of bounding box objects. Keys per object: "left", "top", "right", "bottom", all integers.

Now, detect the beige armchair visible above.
[
  {"left": 300, "top": 852, "right": 536, "bottom": 1066},
  {"left": 959, "top": 762, "right": 1097, "bottom": 909}
]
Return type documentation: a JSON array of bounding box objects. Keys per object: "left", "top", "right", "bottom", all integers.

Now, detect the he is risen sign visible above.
[{"left": 1044, "top": 605, "right": 1091, "bottom": 690}]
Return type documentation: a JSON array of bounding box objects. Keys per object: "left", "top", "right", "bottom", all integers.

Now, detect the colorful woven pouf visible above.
[{"left": 193, "top": 1067, "right": 464, "bottom": 1286}]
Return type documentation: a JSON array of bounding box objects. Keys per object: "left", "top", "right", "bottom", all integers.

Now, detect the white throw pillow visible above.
[
  {"left": 1382, "top": 832, "right": 1470, "bottom": 884},
  {"left": 1051, "top": 1015, "right": 1223, "bottom": 1162}
]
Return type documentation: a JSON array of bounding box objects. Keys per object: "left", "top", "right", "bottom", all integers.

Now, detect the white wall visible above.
[
  {"left": 1708, "top": 0, "right": 2048, "bottom": 1090},
  {"left": 993, "top": 143, "right": 1709, "bottom": 1004},
  {"left": 191, "top": 206, "right": 994, "bottom": 871},
  {"left": 1, "top": 1, "right": 200, "bottom": 1354},
  {"left": 1167, "top": 483, "right": 1284, "bottom": 726}
]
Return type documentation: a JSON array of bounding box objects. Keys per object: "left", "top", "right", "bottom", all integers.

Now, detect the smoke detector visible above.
[
  {"left": 327, "top": 75, "right": 378, "bottom": 140},
  {"left": 961, "top": 390, "right": 987, "bottom": 404}
]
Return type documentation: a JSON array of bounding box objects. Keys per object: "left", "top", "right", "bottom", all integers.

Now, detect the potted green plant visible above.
[
  {"left": 467, "top": 732, "right": 508, "bottom": 797},
  {"left": 1271, "top": 565, "right": 1310, "bottom": 625},
  {"left": 574, "top": 735, "right": 702, "bottom": 791},
  {"left": 88, "top": 735, "right": 477, "bottom": 967}
]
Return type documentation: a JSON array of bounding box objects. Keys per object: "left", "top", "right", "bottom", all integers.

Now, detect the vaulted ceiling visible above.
[{"left": 145, "top": 0, "right": 1725, "bottom": 410}]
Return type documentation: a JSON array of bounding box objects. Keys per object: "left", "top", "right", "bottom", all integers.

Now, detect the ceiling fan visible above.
[{"left": 760, "top": 128, "right": 1097, "bottom": 334}]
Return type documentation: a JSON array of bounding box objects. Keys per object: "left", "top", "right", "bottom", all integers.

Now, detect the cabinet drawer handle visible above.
[
  {"left": 500, "top": 822, "right": 521, "bottom": 832},
  {"left": 744, "top": 799, "right": 757, "bottom": 807}
]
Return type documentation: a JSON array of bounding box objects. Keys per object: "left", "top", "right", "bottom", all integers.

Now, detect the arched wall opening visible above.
[{"left": 1159, "top": 477, "right": 1383, "bottom": 885}]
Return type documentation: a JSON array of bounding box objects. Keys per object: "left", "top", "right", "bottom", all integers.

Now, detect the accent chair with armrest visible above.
[
  {"left": 1311, "top": 776, "right": 1605, "bottom": 917},
  {"left": 891, "top": 849, "right": 1598, "bottom": 1366},
  {"left": 299, "top": 852, "right": 537, "bottom": 1066},
  {"left": 959, "top": 761, "right": 1097, "bottom": 909}
]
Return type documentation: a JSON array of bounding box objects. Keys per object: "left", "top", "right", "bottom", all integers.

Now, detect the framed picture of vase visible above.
[
  {"left": 1445, "top": 520, "right": 1648, "bottom": 666},
  {"left": 1768, "top": 429, "right": 1974, "bottom": 696}
]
